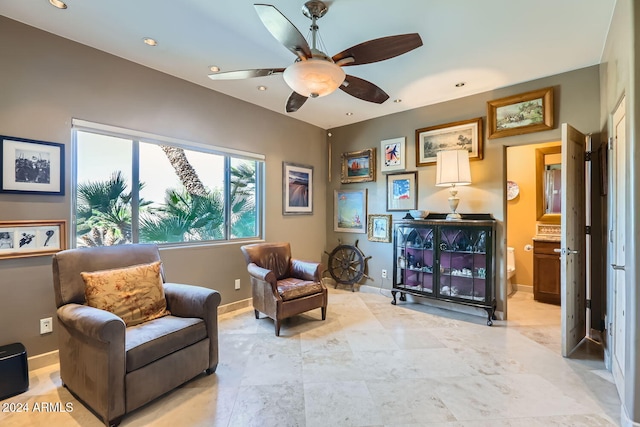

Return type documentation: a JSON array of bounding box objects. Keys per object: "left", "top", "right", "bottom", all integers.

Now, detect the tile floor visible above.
[{"left": 0, "top": 288, "right": 621, "bottom": 426}]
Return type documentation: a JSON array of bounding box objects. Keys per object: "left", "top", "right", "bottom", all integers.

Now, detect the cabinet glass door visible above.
[
  {"left": 396, "top": 225, "right": 435, "bottom": 294},
  {"left": 438, "top": 227, "right": 489, "bottom": 302}
]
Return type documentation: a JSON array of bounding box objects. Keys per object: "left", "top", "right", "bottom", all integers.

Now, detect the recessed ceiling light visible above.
[
  {"left": 209, "top": 65, "right": 220, "bottom": 73},
  {"left": 455, "top": 82, "right": 466, "bottom": 87},
  {"left": 257, "top": 86, "right": 267, "bottom": 91},
  {"left": 49, "top": 0, "right": 67, "bottom": 9},
  {"left": 143, "top": 37, "right": 158, "bottom": 47}
]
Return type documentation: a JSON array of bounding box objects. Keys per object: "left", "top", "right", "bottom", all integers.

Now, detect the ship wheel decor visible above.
[{"left": 324, "top": 239, "right": 371, "bottom": 291}]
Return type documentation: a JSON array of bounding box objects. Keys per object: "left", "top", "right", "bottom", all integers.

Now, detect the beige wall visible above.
[
  {"left": 0, "top": 17, "right": 327, "bottom": 356},
  {"left": 506, "top": 141, "right": 560, "bottom": 288},
  {"left": 327, "top": 66, "right": 601, "bottom": 320}
]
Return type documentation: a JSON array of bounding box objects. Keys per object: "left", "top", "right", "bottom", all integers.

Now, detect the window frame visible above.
[{"left": 71, "top": 119, "right": 264, "bottom": 248}]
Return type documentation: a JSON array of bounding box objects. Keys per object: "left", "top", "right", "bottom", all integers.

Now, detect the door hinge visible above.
[
  {"left": 608, "top": 136, "right": 614, "bottom": 151},
  {"left": 586, "top": 299, "right": 592, "bottom": 309},
  {"left": 585, "top": 225, "right": 591, "bottom": 235},
  {"left": 584, "top": 151, "right": 593, "bottom": 162}
]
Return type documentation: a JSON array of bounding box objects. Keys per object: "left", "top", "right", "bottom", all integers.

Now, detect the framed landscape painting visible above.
[
  {"left": 415, "top": 118, "right": 483, "bottom": 167},
  {"left": 341, "top": 148, "right": 375, "bottom": 184},
  {"left": 283, "top": 162, "right": 313, "bottom": 215},
  {"left": 487, "top": 87, "right": 554, "bottom": 139},
  {"left": 1, "top": 135, "right": 64, "bottom": 195},
  {"left": 334, "top": 189, "right": 367, "bottom": 233}
]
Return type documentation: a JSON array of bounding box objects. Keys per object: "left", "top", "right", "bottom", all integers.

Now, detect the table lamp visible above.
[{"left": 435, "top": 150, "right": 472, "bottom": 220}]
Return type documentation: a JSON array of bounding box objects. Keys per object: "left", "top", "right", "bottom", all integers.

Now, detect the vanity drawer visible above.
[{"left": 533, "top": 240, "right": 560, "bottom": 255}]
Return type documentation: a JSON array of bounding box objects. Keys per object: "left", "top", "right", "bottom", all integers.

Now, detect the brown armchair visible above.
[
  {"left": 52, "top": 244, "right": 221, "bottom": 427},
  {"left": 240, "top": 242, "right": 327, "bottom": 336}
]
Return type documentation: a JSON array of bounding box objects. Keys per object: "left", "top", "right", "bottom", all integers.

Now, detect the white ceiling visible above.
[{"left": 1, "top": 0, "right": 615, "bottom": 130}]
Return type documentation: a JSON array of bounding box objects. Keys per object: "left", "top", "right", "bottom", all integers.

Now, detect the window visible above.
[{"left": 73, "top": 121, "right": 263, "bottom": 247}]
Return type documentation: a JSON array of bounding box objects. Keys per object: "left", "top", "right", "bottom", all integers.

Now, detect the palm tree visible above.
[
  {"left": 160, "top": 146, "right": 208, "bottom": 197},
  {"left": 139, "top": 188, "right": 224, "bottom": 243},
  {"left": 230, "top": 162, "right": 257, "bottom": 238},
  {"left": 76, "top": 171, "right": 135, "bottom": 244}
]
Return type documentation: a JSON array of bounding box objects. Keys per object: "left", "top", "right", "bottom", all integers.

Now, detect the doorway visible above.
[{"left": 505, "top": 142, "right": 562, "bottom": 329}]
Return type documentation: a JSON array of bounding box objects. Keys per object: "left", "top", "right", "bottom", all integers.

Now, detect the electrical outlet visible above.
[
  {"left": 234, "top": 279, "right": 241, "bottom": 290},
  {"left": 40, "top": 317, "right": 53, "bottom": 335},
  {"left": 381, "top": 269, "right": 387, "bottom": 279}
]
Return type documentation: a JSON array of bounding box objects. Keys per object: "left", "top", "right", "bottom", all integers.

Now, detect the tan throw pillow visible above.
[{"left": 81, "top": 261, "right": 170, "bottom": 327}]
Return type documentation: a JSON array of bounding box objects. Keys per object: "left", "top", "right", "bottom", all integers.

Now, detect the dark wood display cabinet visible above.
[
  {"left": 533, "top": 238, "right": 561, "bottom": 305},
  {"left": 391, "top": 213, "right": 497, "bottom": 325}
]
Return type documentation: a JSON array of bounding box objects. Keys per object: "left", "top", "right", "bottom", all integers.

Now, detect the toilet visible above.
[{"left": 507, "top": 246, "right": 516, "bottom": 295}]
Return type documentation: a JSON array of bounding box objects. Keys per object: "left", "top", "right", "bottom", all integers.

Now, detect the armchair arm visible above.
[
  {"left": 291, "top": 259, "right": 325, "bottom": 281},
  {"left": 163, "top": 283, "right": 221, "bottom": 319},
  {"left": 56, "top": 304, "right": 126, "bottom": 423},
  {"left": 163, "top": 282, "right": 221, "bottom": 372},
  {"left": 247, "top": 263, "right": 277, "bottom": 286},
  {"left": 57, "top": 303, "right": 125, "bottom": 343}
]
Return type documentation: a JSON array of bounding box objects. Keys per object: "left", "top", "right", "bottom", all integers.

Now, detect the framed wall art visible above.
[
  {"left": 334, "top": 189, "right": 367, "bottom": 233},
  {"left": 0, "top": 220, "right": 67, "bottom": 259},
  {"left": 415, "top": 118, "right": 483, "bottom": 167},
  {"left": 1, "top": 135, "right": 65, "bottom": 195},
  {"left": 341, "top": 148, "right": 375, "bottom": 184},
  {"left": 367, "top": 214, "right": 392, "bottom": 243},
  {"left": 487, "top": 86, "right": 554, "bottom": 139},
  {"left": 282, "top": 162, "right": 313, "bottom": 215},
  {"left": 386, "top": 171, "right": 418, "bottom": 211},
  {"left": 381, "top": 137, "right": 406, "bottom": 173}
]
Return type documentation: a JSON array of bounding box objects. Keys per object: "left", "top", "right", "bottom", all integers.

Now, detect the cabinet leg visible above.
[
  {"left": 399, "top": 293, "right": 406, "bottom": 302},
  {"left": 485, "top": 307, "right": 494, "bottom": 326},
  {"left": 391, "top": 291, "right": 397, "bottom": 305}
]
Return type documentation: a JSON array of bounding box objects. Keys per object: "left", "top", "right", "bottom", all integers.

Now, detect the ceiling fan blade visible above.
[
  {"left": 286, "top": 92, "right": 308, "bottom": 113},
  {"left": 339, "top": 75, "right": 389, "bottom": 104},
  {"left": 207, "top": 68, "right": 285, "bottom": 80},
  {"left": 332, "top": 33, "right": 423, "bottom": 67},
  {"left": 254, "top": 4, "right": 312, "bottom": 60}
]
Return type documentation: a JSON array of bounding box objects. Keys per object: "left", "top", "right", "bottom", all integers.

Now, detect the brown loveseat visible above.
[{"left": 52, "top": 244, "right": 221, "bottom": 427}]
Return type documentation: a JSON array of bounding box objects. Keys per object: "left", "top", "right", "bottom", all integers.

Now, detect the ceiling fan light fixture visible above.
[{"left": 283, "top": 59, "right": 345, "bottom": 98}]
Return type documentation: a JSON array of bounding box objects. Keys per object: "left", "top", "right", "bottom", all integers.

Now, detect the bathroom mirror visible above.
[{"left": 535, "top": 145, "right": 561, "bottom": 223}]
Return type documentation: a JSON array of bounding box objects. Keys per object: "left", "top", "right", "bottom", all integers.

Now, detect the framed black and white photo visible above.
[
  {"left": 0, "top": 220, "right": 66, "bottom": 259},
  {"left": 1, "top": 135, "right": 64, "bottom": 195},
  {"left": 283, "top": 162, "right": 313, "bottom": 215}
]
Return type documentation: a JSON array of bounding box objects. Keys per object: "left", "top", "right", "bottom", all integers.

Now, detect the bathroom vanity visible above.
[
  {"left": 391, "top": 213, "right": 496, "bottom": 325},
  {"left": 533, "top": 237, "right": 561, "bottom": 305}
]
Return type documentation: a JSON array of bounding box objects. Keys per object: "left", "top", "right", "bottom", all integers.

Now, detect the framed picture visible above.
[
  {"left": 341, "top": 148, "right": 376, "bottom": 184},
  {"left": 487, "top": 87, "right": 554, "bottom": 139},
  {"left": 334, "top": 189, "right": 367, "bottom": 233},
  {"left": 367, "top": 214, "right": 392, "bottom": 243},
  {"left": 1, "top": 135, "right": 65, "bottom": 195},
  {"left": 282, "top": 162, "right": 313, "bottom": 215},
  {"left": 381, "top": 137, "right": 406, "bottom": 173},
  {"left": 415, "top": 118, "right": 483, "bottom": 167},
  {"left": 386, "top": 171, "right": 418, "bottom": 211},
  {"left": 0, "top": 220, "right": 67, "bottom": 259}
]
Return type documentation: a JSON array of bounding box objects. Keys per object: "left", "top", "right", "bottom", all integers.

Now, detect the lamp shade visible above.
[
  {"left": 283, "top": 58, "right": 346, "bottom": 98},
  {"left": 435, "top": 150, "right": 472, "bottom": 186}
]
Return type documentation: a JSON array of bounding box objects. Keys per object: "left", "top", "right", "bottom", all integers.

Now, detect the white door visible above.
[
  {"left": 561, "top": 123, "right": 587, "bottom": 357},
  {"left": 611, "top": 99, "right": 626, "bottom": 399}
]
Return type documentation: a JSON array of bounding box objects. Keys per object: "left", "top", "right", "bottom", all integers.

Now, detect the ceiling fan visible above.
[{"left": 208, "top": 1, "right": 423, "bottom": 113}]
